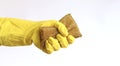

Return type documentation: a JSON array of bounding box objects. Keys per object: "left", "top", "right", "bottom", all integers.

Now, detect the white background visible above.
[{"left": 0, "top": 0, "right": 120, "bottom": 66}]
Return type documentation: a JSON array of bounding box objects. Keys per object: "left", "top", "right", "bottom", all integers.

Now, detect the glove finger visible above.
[
  {"left": 45, "top": 40, "right": 54, "bottom": 54},
  {"left": 55, "top": 22, "right": 68, "bottom": 37},
  {"left": 56, "top": 34, "right": 68, "bottom": 48},
  {"left": 48, "top": 37, "right": 60, "bottom": 51},
  {"left": 67, "top": 35, "right": 75, "bottom": 44}
]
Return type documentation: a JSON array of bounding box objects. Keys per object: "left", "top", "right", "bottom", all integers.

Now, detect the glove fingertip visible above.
[
  {"left": 45, "top": 40, "right": 54, "bottom": 54},
  {"left": 67, "top": 35, "right": 75, "bottom": 44}
]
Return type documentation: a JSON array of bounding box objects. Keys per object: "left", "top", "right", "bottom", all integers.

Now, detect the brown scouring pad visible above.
[{"left": 40, "top": 14, "right": 82, "bottom": 48}]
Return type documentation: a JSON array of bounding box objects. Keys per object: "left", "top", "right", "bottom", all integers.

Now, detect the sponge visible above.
[{"left": 40, "top": 14, "right": 82, "bottom": 47}]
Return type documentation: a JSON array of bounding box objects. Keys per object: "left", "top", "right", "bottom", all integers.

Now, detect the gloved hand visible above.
[{"left": 0, "top": 18, "right": 75, "bottom": 54}]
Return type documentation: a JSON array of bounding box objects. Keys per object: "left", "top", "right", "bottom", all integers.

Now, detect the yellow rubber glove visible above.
[{"left": 0, "top": 17, "right": 75, "bottom": 54}]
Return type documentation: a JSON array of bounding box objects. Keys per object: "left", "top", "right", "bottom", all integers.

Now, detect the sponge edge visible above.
[
  {"left": 59, "top": 14, "right": 82, "bottom": 38},
  {"left": 40, "top": 14, "right": 82, "bottom": 48}
]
